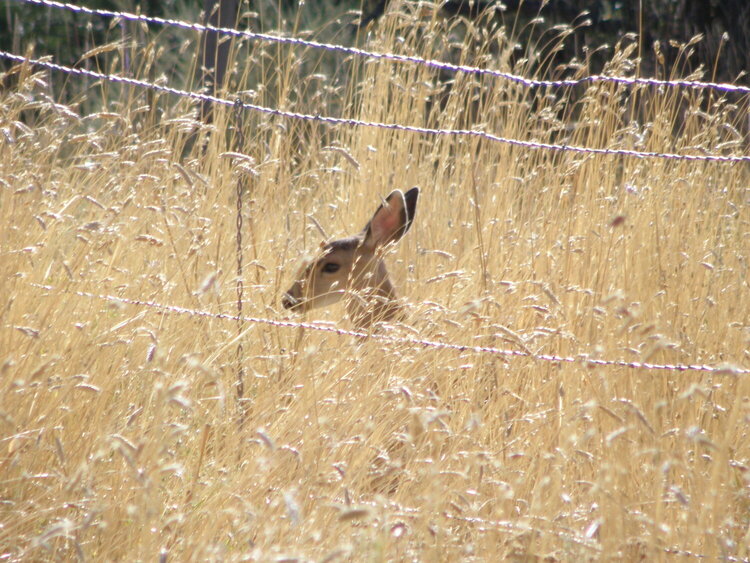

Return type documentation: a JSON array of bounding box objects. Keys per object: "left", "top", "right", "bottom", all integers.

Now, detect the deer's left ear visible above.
[{"left": 363, "top": 188, "right": 419, "bottom": 250}]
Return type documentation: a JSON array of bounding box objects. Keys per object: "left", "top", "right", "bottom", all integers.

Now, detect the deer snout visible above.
[{"left": 281, "top": 291, "right": 300, "bottom": 310}]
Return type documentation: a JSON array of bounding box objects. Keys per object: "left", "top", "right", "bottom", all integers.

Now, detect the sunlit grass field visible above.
[{"left": 2, "top": 3, "right": 749, "bottom": 560}]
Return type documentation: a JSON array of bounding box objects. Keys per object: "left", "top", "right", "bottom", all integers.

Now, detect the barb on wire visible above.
[
  {"left": 2, "top": 51, "right": 749, "bottom": 163},
  {"left": 13, "top": 0, "right": 750, "bottom": 96},
  {"left": 27, "top": 283, "right": 750, "bottom": 375}
]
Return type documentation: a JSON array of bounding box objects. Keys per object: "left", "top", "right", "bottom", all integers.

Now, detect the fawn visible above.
[{"left": 282, "top": 187, "right": 419, "bottom": 329}]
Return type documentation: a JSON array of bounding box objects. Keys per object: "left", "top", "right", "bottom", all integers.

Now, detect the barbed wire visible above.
[
  {"left": 13, "top": 0, "right": 750, "bottom": 97},
  {"left": 3, "top": 51, "right": 749, "bottom": 163},
  {"left": 28, "top": 283, "right": 749, "bottom": 375}
]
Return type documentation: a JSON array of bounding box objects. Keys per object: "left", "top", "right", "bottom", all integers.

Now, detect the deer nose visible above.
[{"left": 281, "top": 292, "right": 299, "bottom": 310}]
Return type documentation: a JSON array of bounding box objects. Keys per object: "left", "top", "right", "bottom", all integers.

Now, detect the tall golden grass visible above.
[{"left": 2, "top": 4, "right": 749, "bottom": 560}]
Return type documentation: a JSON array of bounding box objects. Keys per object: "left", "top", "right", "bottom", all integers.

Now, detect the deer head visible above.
[{"left": 282, "top": 187, "right": 419, "bottom": 328}]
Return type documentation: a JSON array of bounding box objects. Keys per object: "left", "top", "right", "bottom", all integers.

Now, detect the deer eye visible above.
[{"left": 321, "top": 262, "right": 340, "bottom": 274}]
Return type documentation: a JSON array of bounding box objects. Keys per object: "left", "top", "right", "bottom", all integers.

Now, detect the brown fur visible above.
[{"left": 282, "top": 187, "right": 419, "bottom": 329}]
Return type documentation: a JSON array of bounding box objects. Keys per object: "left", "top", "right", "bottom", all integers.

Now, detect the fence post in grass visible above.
[{"left": 198, "top": 0, "right": 239, "bottom": 123}]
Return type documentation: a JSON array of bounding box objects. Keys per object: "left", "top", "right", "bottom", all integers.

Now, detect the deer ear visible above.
[{"left": 362, "top": 189, "right": 417, "bottom": 250}]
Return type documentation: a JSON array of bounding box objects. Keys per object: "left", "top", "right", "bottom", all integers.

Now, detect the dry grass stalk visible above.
[{"left": 1, "top": 6, "right": 749, "bottom": 561}]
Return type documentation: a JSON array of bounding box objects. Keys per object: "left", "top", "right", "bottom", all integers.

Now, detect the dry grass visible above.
[{"left": 2, "top": 5, "right": 750, "bottom": 561}]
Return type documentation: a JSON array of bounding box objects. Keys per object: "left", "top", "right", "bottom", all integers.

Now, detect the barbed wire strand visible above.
[
  {"left": 13, "top": 0, "right": 750, "bottom": 96},
  {"left": 3, "top": 51, "right": 749, "bottom": 163},
  {"left": 27, "top": 283, "right": 750, "bottom": 375}
]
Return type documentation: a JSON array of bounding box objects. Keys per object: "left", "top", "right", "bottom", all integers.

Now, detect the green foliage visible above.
[{"left": 2, "top": 0, "right": 748, "bottom": 112}]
